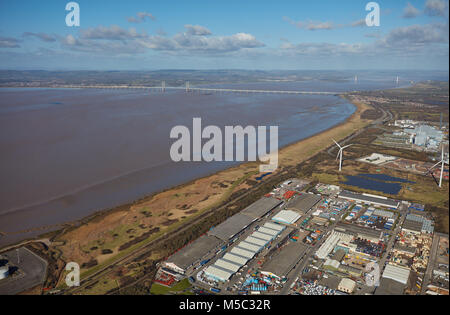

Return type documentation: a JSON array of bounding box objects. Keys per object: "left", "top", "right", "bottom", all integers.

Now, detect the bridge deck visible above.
[{"left": 61, "top": 85, "right": 339, "bottom": 95}]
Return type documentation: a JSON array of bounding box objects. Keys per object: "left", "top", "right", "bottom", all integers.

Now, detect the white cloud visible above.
[
  {"left": 184, "top": 25, "right": 212, "bottom": 36},
  {"left": 424, "top": 0, "right": 449, "bottom": 17},
  {"left": 127, "top": 12, "right": 156, "bottom": 23},
  {"left": 403, "top": 2, "right": 421, "bottom": 18}
]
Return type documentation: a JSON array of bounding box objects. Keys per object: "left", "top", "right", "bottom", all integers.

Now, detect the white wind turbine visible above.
[
  {"left": 427, "top": 147, "right": 448, "bottom": 188},
  {"left": 333, "top": 139, "right": 353, "bottom": 172}
]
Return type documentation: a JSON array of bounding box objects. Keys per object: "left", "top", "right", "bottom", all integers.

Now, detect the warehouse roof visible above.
[
  {"left": 373, "top": 209, "right": 395, "bottom": 219},
  {"left": 339, "top": 191, "right": 399, "bottom": 209},
  {"left": 263, "top": 222, "right": 285, "bottom": 232},
  {"left": 166, "top": 235, "right": 224, "bottom": 271},
  {"left": 382, "top": 264, "right": 411, "bottom": 285},
  {"left": 374, "top": 277, "right": 406, "bottom": 295},
  {"left": 238, "top": 241, "right": 262, "bottom": 253},
  {"left": 258, "top": 227, "right": 280, "bottom": 236},
  {"left": 230, "top": 246, "right": 256, "bottom": 259},
  {"left": 336, "top": 222, "right": 383, "bottom": 240},
  {"left": 222, "top": 253, "right": 248, "bottom": 266},
  {"left": 244, "top": 236, "right": 267, "bottom": 247},
  {"left": 286, "top": 193, "right": 322, "bottom": 213},
  {"left": 252, "top": 231, "right": 273, "bottom": 241},
  {"left": 316, "top": 231, "right": 353, "bottom": 259},
  {"left": 240, "top": 197, "right": 282, "bottom": 219},
  {"left": 338, "top": 278, "right": 356, "bottom": 292},
  {"left": 204, "top": 265, "right": 233, "bottom": 281},
  {"left": 214, "top": 259, "right": 242, "bottom": 273},
  {"left": 272, "top": 210, "right": 302, "bottom": 225},
  {"left": 208, "top": 213, "right": 255, "bottom": 241},
  {"left": 262, "top": 241, "right": 308, "bottom": 278},
  {"left": 402, "top": 219, "right": 423, "bottom": 232}
]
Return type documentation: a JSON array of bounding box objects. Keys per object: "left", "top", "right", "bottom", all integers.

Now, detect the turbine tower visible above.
[
  {"left": 333, "top": 139, "right": 352, "bottom": 172},
  {"left": 428, "top": 147, "right": 448, "bottom": 188}
]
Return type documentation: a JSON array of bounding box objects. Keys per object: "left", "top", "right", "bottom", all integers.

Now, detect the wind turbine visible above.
[
  {"left": 333, "top": 139, "right": 353, "bottom": 172},
  {"left": 427, "top": 147, "right": 448, "bottom": 188}
]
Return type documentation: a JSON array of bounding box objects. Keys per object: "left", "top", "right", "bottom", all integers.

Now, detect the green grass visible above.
[
  {"left": 150, "top": 278, "right": 192, "bottom": 295},
  {"left": 65, "top": 171, "right": 257, "bottom": 292}
]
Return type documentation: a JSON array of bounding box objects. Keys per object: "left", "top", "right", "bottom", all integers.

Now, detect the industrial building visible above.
[
  {"left": 166, "top": 197, "right": 283, "bottom": 275},
  {"left": 338, "top": 278, "right": 356, "bottom": 294},
  {"left": 402, "top": 214, "right": 434, "bottom": 234},
  {"left": 203, "top": 222, "right": 285, "bottom": 283},
  {"left": 204, "top": 265, "right": 234, "bottom": 282},
  {"left": 208, "top": 197, "right": 282, "bottom": 242},
  {"left": 286, "top": 193, "right": 322, "bottom": 214},
  {"left": 315, "top": 230, "right": 354, "bottom": 259},
  {"left": 382, "top": 264, "right": 411, "bottom": 285},
  {"left": 261, "top": 241, "right": 308, "bottom": 279},
  {"left": 271, "top": 210, "right": 302, "bottom": 225},
  {"left": 208, "top": 214, "right": 255, "bottom": 242},
  {"left": 336, "top": 222, "right": 383, "bottom": 243},
  {"left": 240, "top": 197, "right": 283, "bottom": 220},
  {"left": 374, "top": 277, "right": 406, "bottom": 295},
  {"left": 222, "top": 253, "right": 248, "bottom": 266},
  {"left": 163, "top": 235, "right": 224, "bottom": 274},
  {"left": 338, "top": 191, "right": 399, "bottom": 209},
  {"left": 373, "top": 209, "right": 395, "bottom": 219}
]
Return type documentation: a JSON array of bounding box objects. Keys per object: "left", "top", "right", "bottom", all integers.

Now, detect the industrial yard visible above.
[{"left": 152, "top": 177, "right": 448, "bottom": 295}]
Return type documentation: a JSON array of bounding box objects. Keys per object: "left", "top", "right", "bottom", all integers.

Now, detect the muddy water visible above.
[{"left": 0, "top": 83, "right": 359, "bottom": 246}]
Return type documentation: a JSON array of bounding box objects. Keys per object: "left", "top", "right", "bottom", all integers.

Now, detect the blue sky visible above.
[{"left": 0, "top": 0, "right": 448, "bottom": 70}]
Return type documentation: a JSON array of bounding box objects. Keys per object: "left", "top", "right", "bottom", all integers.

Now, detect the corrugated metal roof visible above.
[
  {"left": 272, "top": 210, "right": 302, "bottom": 224},
  {"left": 244, "top": 236, "right": 267, "bottom": 247},
  {"left": 382, "top": 264, "right": 411, "bottom": 285},
  {"left": 230, "top": 247, "right": 255, "bottom": 259},
  {"left": 222, "top": 253, "right": 248, "bottom": 266},
  {"left": 252, "top": 231, "right": 273, "bottom": 241},
  {"left": 214, "top": 259, "right": 242, "bottom": 273},
  {"left": 237, "top": 241, "right": 262, "bottom": 253},
  {"left": 263, "top": 222, "right": 284, "bottom": 232},
  {"left": 258, "top": 227, "right": 279, "bottom": 236},
  {"left": 204, "top": 265, "right": 234, "bottom": 281}
]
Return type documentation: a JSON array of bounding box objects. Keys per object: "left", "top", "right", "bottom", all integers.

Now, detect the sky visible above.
[{"left": 0, "top": 0, "right": 448, "bottom": 70}]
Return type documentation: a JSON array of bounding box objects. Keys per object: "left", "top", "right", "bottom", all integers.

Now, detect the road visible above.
[
  {"left": 0, "top": 247, "right": 48, "bottom": 295},
  {"left": 59, "top": 85, "right": 339, "bottom": 96},
  {"left": 420, "top": 232, "right": 441, "bottom": 295}
]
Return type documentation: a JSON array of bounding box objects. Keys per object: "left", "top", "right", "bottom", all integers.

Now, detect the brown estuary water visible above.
[{"left": 0, "top": 76, "right": 441, "bottom": 246}]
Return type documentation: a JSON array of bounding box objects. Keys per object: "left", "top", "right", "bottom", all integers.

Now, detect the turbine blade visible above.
[
  {"left": 431, "top": 172, "right": 440, "bottom": 186},
  {"left": 342, "top": 144, "right": 353, "bottom": 150},
  {"left": 430, "top": 161, "right": 441, "bottom": 170},
  {"left": 332, "top": 139, "right": 341, "bottom": 149}
]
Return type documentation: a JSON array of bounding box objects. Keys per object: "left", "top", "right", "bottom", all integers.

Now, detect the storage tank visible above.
[{"left": 0, "top": 266, "right": 9, "bottom": 280}]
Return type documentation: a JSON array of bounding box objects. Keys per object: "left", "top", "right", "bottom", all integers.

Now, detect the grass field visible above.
[{"left": 150, "top": 278, "right": 192, "bottom": 295}]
